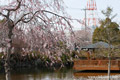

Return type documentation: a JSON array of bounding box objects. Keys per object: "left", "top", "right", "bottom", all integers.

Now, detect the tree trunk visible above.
[
  {"left": 4, "top": 20, "right": 14, "bottom": 80},
  {"left": 108, "top": 52, "right": 111, "bottom": 80},
  {"left": 5, "top": 32, "right": 12, "bottom": 80}
]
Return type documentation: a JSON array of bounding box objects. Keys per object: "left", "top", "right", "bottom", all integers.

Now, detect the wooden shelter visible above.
[{"left": 73, "top": 42, "right": 120, "bottom": 71}]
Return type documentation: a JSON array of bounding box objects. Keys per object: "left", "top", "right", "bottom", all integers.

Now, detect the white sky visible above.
[
  {"left": 64, "top": 0, "right": 120, "bottom": 30},
  {"left": 0, "top": 0, "right": 120, "bottom": 30}
]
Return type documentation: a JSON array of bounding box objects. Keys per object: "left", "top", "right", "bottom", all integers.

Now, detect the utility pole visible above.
[
  {"left": 81, "top": 8, "right": 87, "bottom": 32},
  {"left": 81, "top": 8, "right": 88, "bottom": 41}
]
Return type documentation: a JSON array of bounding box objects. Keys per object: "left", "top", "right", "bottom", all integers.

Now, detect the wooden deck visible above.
[{"left": 73, "top": 59, "right": 120, "bottom": 71}]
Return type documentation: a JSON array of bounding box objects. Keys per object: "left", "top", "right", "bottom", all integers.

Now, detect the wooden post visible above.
[{"left": 87, "top": 51, "right": 90, "bottom": 60}]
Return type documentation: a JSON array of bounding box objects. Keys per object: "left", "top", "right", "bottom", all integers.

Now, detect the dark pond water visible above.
[{"left": 0, "top": 68, "right": 120, "bottom": 80}]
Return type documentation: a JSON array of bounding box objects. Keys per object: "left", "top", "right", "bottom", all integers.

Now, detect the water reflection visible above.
[
  {"left": 0, "top": 68, "right": 73, "bottom": 80},
  {"left": 74, "top": 70, "right": 120, "bottom": 78},
  {"left": 0, "top": 68, "right": 120, "bottom": 80}
]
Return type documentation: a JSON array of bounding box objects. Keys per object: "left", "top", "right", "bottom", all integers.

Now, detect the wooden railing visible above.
[{"left": 74, "top": 60, "right": 120, "bottom": 67}]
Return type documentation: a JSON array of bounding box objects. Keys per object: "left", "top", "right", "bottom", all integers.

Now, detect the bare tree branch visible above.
[
  {"left": 15, "top": 12, "right": 32, "bottom": 25},
  {"left": 0, "top": 12, "right": 7, "bottom": 18},
  {"left": 15, "top": 11, "right": 40, "bottom": 25},
  {"left": 42, "top": 10, "right": 75, "bottom": 35},
  {"left": 5, "top": 0, "right": 22, "bottom": 11}
]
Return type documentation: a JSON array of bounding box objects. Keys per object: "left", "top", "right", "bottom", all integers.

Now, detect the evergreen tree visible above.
[{"left": 92, "top": 7, "right": 120, "bottom": 45}]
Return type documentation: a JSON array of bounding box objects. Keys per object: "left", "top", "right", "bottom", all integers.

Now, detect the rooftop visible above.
[{"left": 81, "top": 41, "right": 113, "bottom": 49}]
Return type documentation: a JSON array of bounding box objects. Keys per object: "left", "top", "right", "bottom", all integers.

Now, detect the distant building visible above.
[{"left": 81, "top": 41, "right": 113, "bottom": 50}]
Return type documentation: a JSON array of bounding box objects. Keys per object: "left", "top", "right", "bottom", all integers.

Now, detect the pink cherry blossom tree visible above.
[{"left": 0, "top": 0, "right": 75, "bottom": 80}]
